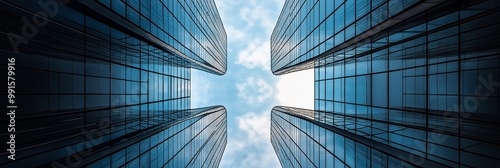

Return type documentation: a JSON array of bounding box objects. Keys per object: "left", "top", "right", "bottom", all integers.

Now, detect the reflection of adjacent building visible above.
[
  {"left": 0, "top": 0, "right": 226, "bottom": 167},
  {"left": 271, "top": 106, "right": 446, "bottom": 167},
  {"left": 54, "top": 106, "right": 227, "bottom": 168},
  {"left": 271, "top": 0, "right": 500, "bottom": 167}
]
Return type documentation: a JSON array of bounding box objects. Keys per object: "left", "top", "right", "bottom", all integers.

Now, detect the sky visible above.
[{"left": 190, "top": 0, "right": 314, "bottom": 167}]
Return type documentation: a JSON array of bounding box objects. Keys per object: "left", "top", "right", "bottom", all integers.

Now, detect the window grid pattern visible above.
[
  {"left": 271, "top": 106, "right": 417, "bottom": 168},
  {"left": 0, "top": 1, "right": 226, "bottom": 167},
  {"left": 314, "top": 1, "right": 500, "bottom": 167},
  {"left": 97, "top": 0, "right": 227, "bottom": 74},
  {"left": 271, "top": 0, "right": 419, "bottom": 74},
  {"left": 270, "top": 0, "right": 500, "bottom": 167},
  {"left": 87, "top": 106, "right": 227, "bottom": 168}
]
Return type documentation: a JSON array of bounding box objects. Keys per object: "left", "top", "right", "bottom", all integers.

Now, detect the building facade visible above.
[
  {"left": 271, "top": 106, "right": 446, "bottom": 167},
  {"left": 0, "top": 0, "right": 226, "bottom": 167},
  {"left": 271, "top": 0, "right": 500, "bottom": 167},
  {"left": 57, "top": 106, "right": 227, "bottom": 168}
]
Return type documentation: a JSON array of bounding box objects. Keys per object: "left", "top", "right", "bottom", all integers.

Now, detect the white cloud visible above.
[
  {"left": 190, "top": 70, "right": 210, "bottom": 108},
  {"left": 236, "top": 112, "right": 270, "bottom": 142},
  {"left": 236, "top": 40, "right": 270, "bottom": 71},
  {"left": 236, "top": 77, "right": 273, "bottom": 104},
  {"left": 276, "top": 69, "right": 315, "bottom": 109},
  {"left": 217, "top": 0, "right": 283, "bottom": 32},
  {"left": 225, "top": 26, "right": 246, "bottom": 42},
  {"left": 220, "top": 111, "right": 281, "bottom": 168}
]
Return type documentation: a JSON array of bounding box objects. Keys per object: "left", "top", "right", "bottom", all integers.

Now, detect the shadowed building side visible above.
[
  {"left": 0, "top": 0, "right": 227, "bottom": 167},
  {"left": 271, "top": 106, "right": 447, "bottom": 168},
  {"left": 270, "top": 0, "right": 500, "bottom": 167}
]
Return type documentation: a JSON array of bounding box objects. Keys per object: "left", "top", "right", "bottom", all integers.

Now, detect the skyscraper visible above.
[
  {"left": 271, "top": 0, "right": 500, "bottom": 167},
  {"left": 271, "top": 106, "right": 444, "bottom": 167},
  {"left": 56, "top": 106, "right": 227, "bottom": 168},
  {"left": 0, "top": 0, "right": 226, "bottom": 167}
]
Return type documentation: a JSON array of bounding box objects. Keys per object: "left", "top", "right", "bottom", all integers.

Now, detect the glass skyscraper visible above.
[
  {"left": 0, "top": 0, "right": 226, "bottom": 167},
  {"left": 271, "top": 0, "right": 500, "bottom": 167},
  {"left": 271, "top": 106, "right": 444, "bottom": 167}
]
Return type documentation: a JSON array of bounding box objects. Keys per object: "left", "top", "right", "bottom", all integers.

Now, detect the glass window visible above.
[
  {"left": 326, "top": 79, "right": 334, "bottom": 100},
  {"left": 372, "top": 73, "right": 388, "bottom": 107},
  {"left": 345, "top": 0, "right": 355, "bottom": 26},
  {"left": 334, "top": 78, "right": 344, "bottom": 101},
  {"left": 355, "top": 143, "right": 370, "bottom": 168},
  {"left": 372, "top": 3, "right": 387, "bottom": 27},
  {"left": 335, "top": 133, "right": 345, "bottom": 161},
  {"left": 326, "top": 150, "right": 335, "bottom": 167},
  {"left": 371, "top": 150, "right": 388, "bottom": 168},
  {"left": 356, "top": 75, "right": 368, "bottom": 104},
  {"left": 346, "top": 77, "right": 355, "bottom": 103},
  {"left": 356, "top": 14, "right": 370, "bottom": 35},
  {"left": 345, "top": 138, "right": 355, "bottom": 167},
  {"left": 326, "top": 0, "right": 334, "bottom": 15},
  {"left": 356, "top": 0, "right": 369, "bottom": 20}
]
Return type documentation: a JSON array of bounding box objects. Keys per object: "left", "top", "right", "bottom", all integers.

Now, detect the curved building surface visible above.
[
  {"left": 270, "top": 0, "right": 500, "bottom": 167},
  {"left": 0, "top": 0, "right": 227, "bottom": 167}
]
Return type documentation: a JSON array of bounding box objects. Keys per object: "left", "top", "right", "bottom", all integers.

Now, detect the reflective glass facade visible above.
[
  {"left": 0, "top": 0, "right": 226, "bottom": 167},
  {"left": 271, "top": 106, "right": 444, "bottom": 168},
  {"left": 271, "top": 0, "right": 500, "bottom": 167},
  {"left": 91, "top": 0, "right": 227, "bottom": 74},
  {"left": 272, "top": 0, "right": 463, "bottom": 75},
  {"left": 79, "top": 106, "right": 226, "bottom": 168}
]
